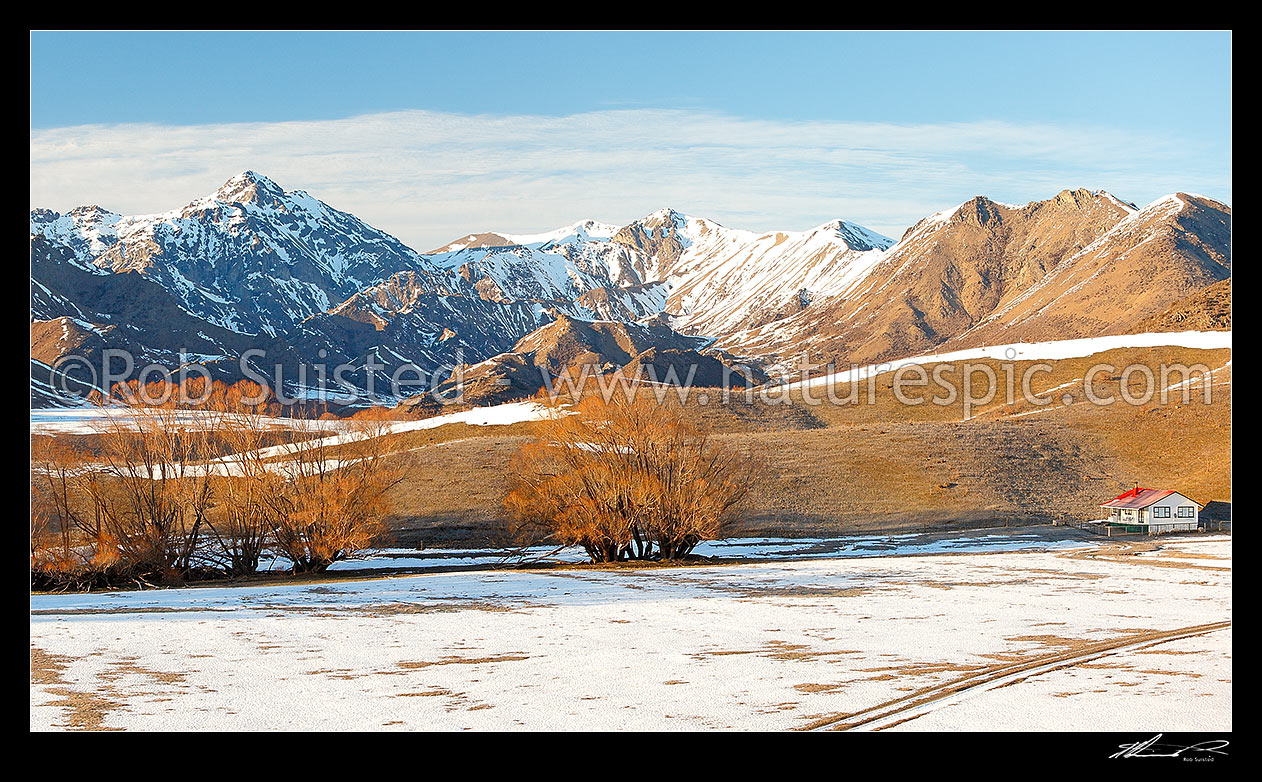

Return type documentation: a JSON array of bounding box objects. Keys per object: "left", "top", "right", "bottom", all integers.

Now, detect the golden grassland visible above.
[{"left": 369, "top": 346, "right": 1229, "bottom": 548}]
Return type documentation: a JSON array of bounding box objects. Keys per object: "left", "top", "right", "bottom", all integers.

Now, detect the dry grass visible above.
[
  {"left": 30, "top": 647, "right": 123, "bottom": 731},
  {"left": 373, "top": 346, "right": 1229, "bottom": 547},
  {"left": 396, "top": 654, "right": 529, "bottom": 670}
]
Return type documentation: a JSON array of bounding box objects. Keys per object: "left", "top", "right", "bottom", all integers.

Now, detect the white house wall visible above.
[{"left": 1146, "top": 492, "right": 1200, "bottom": 525}]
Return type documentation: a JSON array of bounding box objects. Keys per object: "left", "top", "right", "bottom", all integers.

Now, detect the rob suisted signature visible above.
[{"left": 1110, "top": 734, "right": 1229, "bottom": 760}]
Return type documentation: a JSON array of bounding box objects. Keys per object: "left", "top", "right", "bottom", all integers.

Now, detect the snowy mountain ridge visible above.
[{"left": 30, "top": 173, "right": 1230, "bottom": 406}]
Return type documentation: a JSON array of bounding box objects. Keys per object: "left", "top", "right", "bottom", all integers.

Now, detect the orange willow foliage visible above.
[
  {"left": 257, "top": 415, "right": 402, "bottom": 573},
  {"left": 31, "top": 384, "right": 401, "bottom": 588},
  {"left": 504, "top": 393, "right": 754, "bottom": 562},
  {"left": 31, "top": 436, "right": 108, "bottom": 584}
]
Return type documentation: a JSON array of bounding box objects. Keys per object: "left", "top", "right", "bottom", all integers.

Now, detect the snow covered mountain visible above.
[
  {"left": 610, "top": 208, "right": 893, "bottom": 336},
  {"left": 30, "top": 173, "right": 562, "bottom": 405},
  {"left": 432, "top": 220, "right": 632, "bottom": 287},
  {"left": 425, "top": 207, "right": 895, "bottom": 338},
  {"left": 30, "top": 171, "right": 436, "bottom": 337},
  {"left": 30, "top": 172, "right": 1231, "bottom": 407}
]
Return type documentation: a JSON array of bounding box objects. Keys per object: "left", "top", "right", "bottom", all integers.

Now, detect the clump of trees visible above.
[
  {"left": 31, "top": 381, "right": 401, "bottom": 591},
  {"left": 504, "top": 393, "right": 754, "bottom": 562}
]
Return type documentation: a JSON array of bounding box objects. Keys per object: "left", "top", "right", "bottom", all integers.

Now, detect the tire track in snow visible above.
[{"left": 800, "top": 621, "right": 1231, "bottom": 732}]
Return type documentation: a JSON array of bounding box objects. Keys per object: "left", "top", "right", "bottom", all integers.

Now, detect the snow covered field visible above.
[
  {"left": 30, "top": 534, "right": 1231, "bottom": 732},
  {"left": 29, "top": 400, "right": 555, "bottom": 438},
  {"left": 786, "top": 330, "right": 1233, "bottom": 391},
  {"left": 31, "top": 400, "right": 559, "bottom": 477}
]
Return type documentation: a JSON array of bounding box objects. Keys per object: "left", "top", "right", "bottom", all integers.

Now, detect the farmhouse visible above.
[{"left": 1100, "top": 487, "right": 1201, "bottom": 534}]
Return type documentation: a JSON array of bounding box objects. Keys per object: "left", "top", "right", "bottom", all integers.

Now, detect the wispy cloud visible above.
[{"left": 30, "top": 109, "right": 1230, "bottom": 251}]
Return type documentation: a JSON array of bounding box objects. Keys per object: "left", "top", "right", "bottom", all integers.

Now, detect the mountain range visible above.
[{"left": 30, "top": 171, "right": 1231, "bottom": 408}]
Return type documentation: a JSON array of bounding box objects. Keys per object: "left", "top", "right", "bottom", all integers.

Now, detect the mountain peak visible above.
[
  {"left": 1054, "top": 186, "right": 1094, "bottom": 201},
  {"left": 1051, "top": 187, "right": 1121, "bottom": 211},
  {"left": 641, "top": 207, "right": 689, "bottom": 225},
  {"left": 821, "top": 219, "right": 894, "bottom": 251},
  {"left": 214, "top": 170, "right": 286, "bottom": 205},
  {"left": 500, "top": 218, "right": 620, "bottom": 247},
  {"left": 66, "top": 204, "right": 120, "bottom": 219},
  {"left": 955, "top": 196, "right": 1005, "bottom": 227},
  {"left": 1097, "top": 190, "right": 1139, "bottom": 212}
]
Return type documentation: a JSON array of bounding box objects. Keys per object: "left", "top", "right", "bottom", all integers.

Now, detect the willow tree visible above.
[
  {"left": 257, "top": 415, "right": 402, "bottom": 573},
  {"left": 505, "top": 393, "right": 754, "bottom": 562}
]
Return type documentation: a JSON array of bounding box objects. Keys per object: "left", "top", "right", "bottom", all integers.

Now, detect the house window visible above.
[
  {"left": 1176, "top": 506, "right": 1195, "bottom": 518},
  {"left": 1153, "top": 506, "right": 1171, "bottom": 519}
]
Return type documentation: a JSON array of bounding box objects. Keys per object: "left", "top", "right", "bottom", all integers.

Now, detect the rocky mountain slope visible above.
[
  {"left": 31, "top": 172, "right": 438, "bottom": 337},
  {"left": 31, "top": 173, "right": 1231, "bottom": 407},
  {"left": 1137, "top": 278, "right": 1231, "bottom": 332},
  {"left": 939, "top": 192, "right": 1231, "bottom": 349},
  {"left": 417, "top": 315, "right": 764, "bottom": 409},
  {"left": 607, "top": 209, "right": 894, "bottom": 336},
  {"left": 722, "top": 190, "right": 1231, "bottom": 370}
]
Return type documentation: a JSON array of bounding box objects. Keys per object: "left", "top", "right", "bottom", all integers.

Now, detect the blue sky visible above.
[{"left": 30, "top": 31, "right": 1231, "bottom": 249}]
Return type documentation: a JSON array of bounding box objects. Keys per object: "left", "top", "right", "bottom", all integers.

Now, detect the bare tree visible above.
[
  {"left": 32, "top": 380, "right": 402, "bottom": 587},
  {"left": 85, "top": 403, "right": 222, "bottom": 583},
  {"left": 201, "top": 386, "right": 281, "bottom": 576},
  {"left": 259, "top": 415, "right": 402, "bottom": 573},
  {"left": 30, "top": 437, "right": 107, "bottom": 588},
  {"left": 505, "top": 393, "right": 754, "bottom": 562}
]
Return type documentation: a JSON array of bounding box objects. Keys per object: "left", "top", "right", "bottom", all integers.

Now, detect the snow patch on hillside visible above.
[{"left": 788, "top": 331, "right": 1233, "bottom": 390}]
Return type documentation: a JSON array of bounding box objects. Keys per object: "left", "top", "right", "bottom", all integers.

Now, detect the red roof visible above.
[{"left": 1100, "top": 487, "right": 1178, "bottom": 509}]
